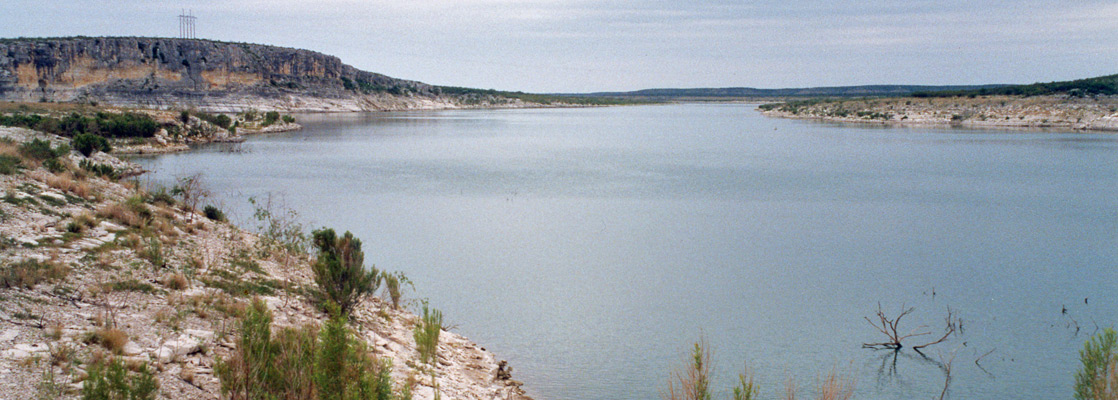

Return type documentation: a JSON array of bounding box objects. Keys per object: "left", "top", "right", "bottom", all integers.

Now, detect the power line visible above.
[{"left": 178, "top": 9, "right": 197, "bottom": 39}]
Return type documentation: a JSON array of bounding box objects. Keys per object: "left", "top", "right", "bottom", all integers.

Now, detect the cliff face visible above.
[{"left": 0, "top": 37, "right": 476, "bottom": 112}]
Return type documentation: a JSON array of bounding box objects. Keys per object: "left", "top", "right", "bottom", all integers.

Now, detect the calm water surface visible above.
[{"left": 132, "top": 105, "right": 1118, "bottom": 399}]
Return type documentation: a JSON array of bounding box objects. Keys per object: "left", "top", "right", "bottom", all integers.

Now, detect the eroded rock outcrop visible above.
[{"left": 0, "top": 37, "right": 526, "bottom": 112}]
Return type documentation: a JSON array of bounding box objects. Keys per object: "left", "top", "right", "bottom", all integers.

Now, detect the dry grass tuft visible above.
[
  {"left": 180, "top": 365, "right": 195, "bottom": 384},
  {"left": 97, "top": 202, "right": 145, "bottom": 228},
  {"left": 97, "top": 328, "right": 129, "bottom": 355},
  {"left": 163, "top": 273, "right": 188, "bottom": 290},
  {"left": 43, "top": 171, "right": 91, "bottom": 199},
  {"left": 0, "top": 258, "right": 69, "bottom": 289},
  {"left": 817, "top": 369, "right": 855, "bottom": 400}
]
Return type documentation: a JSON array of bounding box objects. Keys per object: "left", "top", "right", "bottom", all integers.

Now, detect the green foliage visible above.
[
  {"left": 382, "top": 271, "right": 412, "bottom": 310},
  {"left": 1075, "top": 328, "right": 1118, "bottom": 400},
  {"left": 106, "top": 279, "right": 159, "bottom": 294},
  {"left": 0, "top": 154, "right": 23, "bottom": 175},
  {"left": 0, "top": 111, "right": 157, "bottom": 138},
  {"left": 914, "top": 73, "right": 1118, "bottom": 98},
  {"left": 435, "top": 85, "right": 633, "bottom": 106},
  {"left": 203, "top": 205, "right": 226, "bottom": 222},
  {"left": 282, "top": 115, "right": 296, "bottom": 124},
  {"left": 316, "top": 307, "right": 350, "bottom": 400},
  {"left": 262, "top": 111, "right": 280, "bottom": 127},
  {"left": 139, "top": 238, "right": 164, "bottom": 268},
  {"left": 665, "top": 339, "right": 713, "bottom": 400},
  {"left": 72, "top": 133, "right": 112, "bottom": 156},
  {"left": 82, "top": 356, "right": 159, "bottom": 400},
  {"left": 19, "top": 138, "right": 68, "bottom": 160},
  {"left": 731, "top": 371, "right": 757, "bottom": 400},
  {"left": 311, "top": 228, "right": 381, "bottom": 314},
  {"left": 80, "top": 159, "right": 118, "bottom": 179},
  {"left": 413, "top": 301, "right": 443, "bottom": 367},
  {"left": 97, "top": 112, "right": 159, "bottom": 137},
  {"left": 188, "top": 111, "right": 233, "bottom": 129},
  {"left": 217, "top": 299, "right": 405, "bottom": 400},
  {"left": 216, "top": 299, "right": 281, "bottom": 400}
]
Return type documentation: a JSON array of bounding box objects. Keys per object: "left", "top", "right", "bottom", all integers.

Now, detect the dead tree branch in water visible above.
[
  {"left": 913, "top": 308, "right": 959, "bottom": 352},
  {"left": 936, "top": 349, "right": 958, "bottom": 400},
  {"left": 862, "top": 303, "right": 958, "bottom": 351}
]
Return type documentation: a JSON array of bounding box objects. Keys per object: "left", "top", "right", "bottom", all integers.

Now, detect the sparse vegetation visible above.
[
  {"left": 0, "top": 259, "right": 69, "bottom": 289},
  {"left": 664, "top": 338, "right": 852, "bottom": 400},
  {"left": 217, "top": 299, "right": 408, "bottom": 400},
  {"left": 413, "top": 301, "right": 443, "bottom": 367},
  {"left": 82, "top": 356, "right": 159, "bottom": 400}
]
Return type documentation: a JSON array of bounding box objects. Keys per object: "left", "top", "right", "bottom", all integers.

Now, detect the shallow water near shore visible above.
[{"left": 131, "top": 104, "right": 1118, "bottom": 399}]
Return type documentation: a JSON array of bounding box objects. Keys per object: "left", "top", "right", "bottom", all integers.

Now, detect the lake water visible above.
[{"left": 131, "top": 104, "right": 1118, "bottom": 399}]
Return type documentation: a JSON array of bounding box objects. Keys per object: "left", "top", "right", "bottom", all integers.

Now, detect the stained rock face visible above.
[{"left": 0, "top": 37, "right": 434, "bottom": 111}]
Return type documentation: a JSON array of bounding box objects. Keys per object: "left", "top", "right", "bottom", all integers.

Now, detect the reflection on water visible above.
[{"left": 130, "top": 105, "right": 1118, "bottom": 400}]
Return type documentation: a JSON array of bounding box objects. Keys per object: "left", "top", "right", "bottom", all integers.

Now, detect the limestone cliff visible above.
[{"left": 0, "top": 37, "right": 534, "bottom": 112}]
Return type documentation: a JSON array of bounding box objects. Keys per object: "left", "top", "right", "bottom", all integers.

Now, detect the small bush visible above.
[
  {"left": 217, "top": 299, "right": 405, "bottom": 400},
  {"left": 42, "top": 157, "right": 65, "bottom": 173},
  {"left": 262, "top": 111, "right": 280, "bottom": 127},
  {"left": 413, "top": 302, "right": 443, "bottom": 367},
  {"left": 82, "top": 356, "right": 159, "bottom": 400},
  {"left": 72, "top": 133, "right": 111, "bottom": 156},
  {"left": 311, "top": 228, "right": 381, "bottom": 314},
  {"left": 203, "top": 205, "right": 226, "bottom": 222},
  {"left": 19, "top": 138, "right": 68, "bottom": 160},
  {"left": 1075, "top": 328, "right": 1118, "bottom": 400},
  {"left": 79, "top": 160, "right": 117, "bottom": 179},
  {"left": 282, "top": 115, "right": 295, "bottom": 124},
  {"left": 105, "top": 279, "right": 158, "bottom": 294},
  {"left": 0, "top": 154, "right": 22, "bottom": 174},
  {"left": 163, "top": 273, "right": 188, "bottom": 290},
  {"left": 93, "top": 328, "right": 129, "bottom": 354}
]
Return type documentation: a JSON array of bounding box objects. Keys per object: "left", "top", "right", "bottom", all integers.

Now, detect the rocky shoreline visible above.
[
  {"left": 759, "top": 95, "right": 1118, "bottom": 132},
  {"left": 0, "top": 126, "right": 531, "bottom": 399}
]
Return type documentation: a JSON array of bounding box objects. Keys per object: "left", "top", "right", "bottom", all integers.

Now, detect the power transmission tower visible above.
[{"left": 178, "top": 9, "right": 197, "bottom": 39}]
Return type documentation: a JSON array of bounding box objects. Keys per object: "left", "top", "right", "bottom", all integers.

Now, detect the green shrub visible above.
[
  {"left": 180, "top": 110, "right": 191, "bottom": 124},
  {"left": 282, "top": 115, "right": 295, "bottom": 124},
  {"left": 1075, "top": 328, "right": 1118, "bottom": 400},
  {"left": 79, "top": 159, "right": 117, "bottom": 179},
  {"left": 216, "top": 299, "right": 280, "bottom": 399},
  {"left": 72, "top": 133, "right": 112, "bottom": 156},
  {"left": 263, "top": 111, "right": 280, "bottom": 127},
  {"left": 382, "top": 271, "right": 411, "bottom": 310},
  {"left": 19, "top": 138, "right": 65, "bottom": 160},
  {"left": 311, "top": 228, "right": 381, "bottom": 314},
  {"left": 217, "top": 299, "right": 403, "bottom": 400},
  {"left": 203, "top": 205, "right": 226, "bottom": 222},
  {"left": 413, "top": 302, "right": 443, "bottom": 367},
  {"left": 0, "top": 154, "right": 22, "bottom": 175},
  {"left": 42, "top": 158, "right": 65, "bottom": 173},
  {"left": 82, "top": 356, "right": 159, "bottom": 400},
  {"left": 99, "top": 112, "right": 158, "bottom": 138}
]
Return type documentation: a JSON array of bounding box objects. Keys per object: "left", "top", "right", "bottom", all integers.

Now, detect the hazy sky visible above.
[{"left": 2, "top": 1, "right": 1115, "bottom": 92}]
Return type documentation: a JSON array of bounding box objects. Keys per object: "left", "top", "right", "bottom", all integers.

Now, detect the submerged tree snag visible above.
[{"left": 863, "top": 303, "right": 958, "bottom": 352}]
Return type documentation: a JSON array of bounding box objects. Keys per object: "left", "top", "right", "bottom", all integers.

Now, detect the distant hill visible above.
[
  {"left": 566, "top": 84, "right": 1008, "bottom": 99},
  {"left": 912, "top": 74, "right": 1118, "bottom": 97}
]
